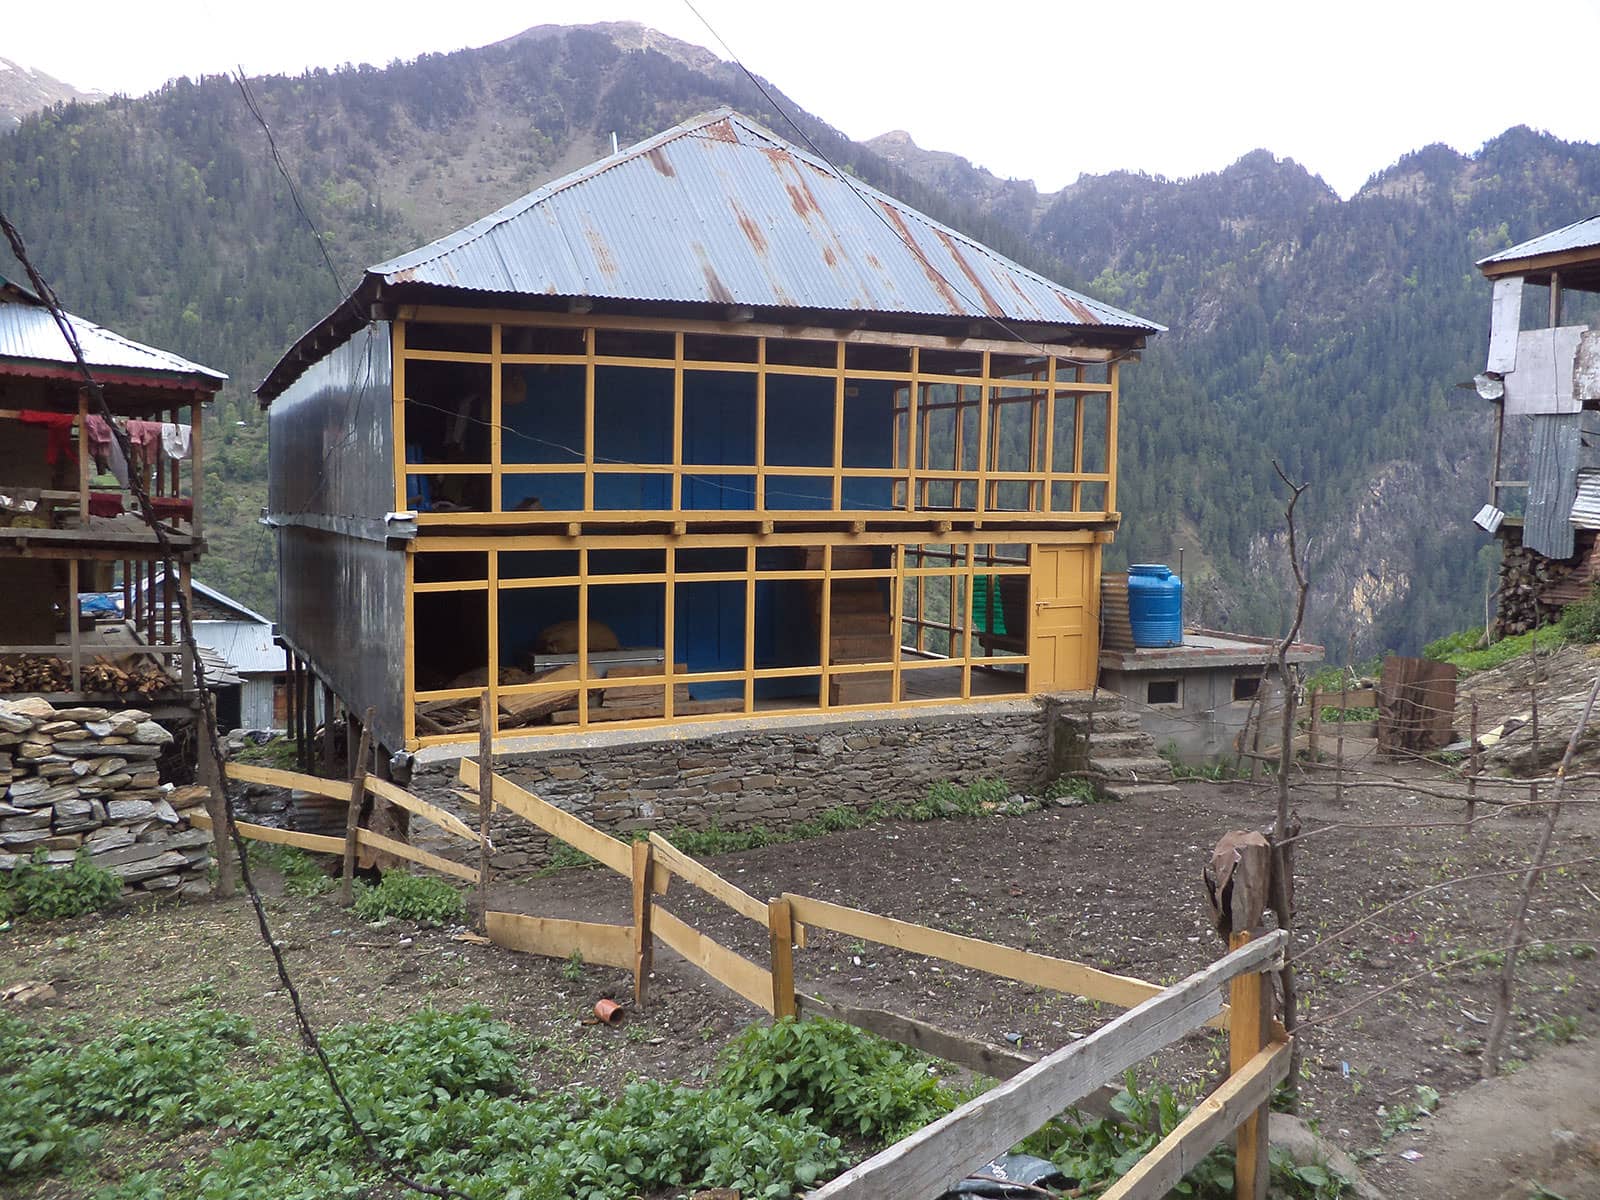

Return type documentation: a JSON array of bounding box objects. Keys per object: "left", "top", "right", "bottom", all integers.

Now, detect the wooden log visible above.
[
  {"left": 339, "top": 708, "right": 374, "bottom": 907},
  {"left": 652, "top": 905, "right": 774, "bottom": 1013},
  {"left": 783, "top": 893, "right": 1167, "bottom": 1014},
  {"left": 486, "top": 910, "right": 634, "bottom": 970},
  {"left": 498, "top": 664, "right": 583, "bottom": 725},
  {"left": 805, "top": 933, "right": 1286, "bottom": 1200}
]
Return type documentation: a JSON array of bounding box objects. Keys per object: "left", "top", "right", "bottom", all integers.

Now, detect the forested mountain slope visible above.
[{"left": 1, "top": 23, "right": 1594, "bottom": 658}]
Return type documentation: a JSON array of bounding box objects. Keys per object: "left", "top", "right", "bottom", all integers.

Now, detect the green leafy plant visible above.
[
  {"left": 1558, "top": 583, "right": 1600, "bottom": 643},
  {"left": 351, "top": 872, "right": 464, "bottom": 927},
  {"left": 1043, "top": 775, "right": 1102, "bottom": 802},
  {"left": 1378, "top": 1084, "right": 1440, "bottom": 1140},
  {"left": 1423, "top": 625, "right": 1566, "bottom": 674},
  {"left": 0, "top": 850, "right": 122, "bottom": 921}
]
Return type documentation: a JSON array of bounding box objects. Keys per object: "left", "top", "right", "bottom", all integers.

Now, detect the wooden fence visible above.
[{"left": 455, "top": 755, "right": 1287, "bottom": 1200}]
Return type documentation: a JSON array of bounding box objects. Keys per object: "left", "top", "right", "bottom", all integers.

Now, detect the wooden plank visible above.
[
  {"left": 365, "top": 775, "right": 478, "bottom": 844},
  {"left": 188, "top": 810, "right": 344, "bottom": 855},
  {"left": 1096, "top": 1042, "right": 1291, "bottom": 1200},
  {"left": 549, "top": 697, "right": 743, "bottom": 724},
  {"left": 805, "top": 932, "right": 1285, "bottom": 1200},
  {"left": 652, "top": 905, "right": 775, "bottom": 1013},
  {"left": 648, "top": 833, "right": 768, "bottom": 924},
  {"left": 458, "top": 757, "right": 631, "bottom": 876},
  {"left": 486, "top": 910, "right": 634, "bottom": 970},
  {"left": 355, "top": 829, "right": 479, "bottom": 883},
  {"left": 797, "top": 991, "right": 1035, "bottom": 1078},
  {"left": 224, "top": 761, "right": 352, "bottom": 803},
  {"left": 784, "top": 893, "right": 1163, "bottom": 1011}
]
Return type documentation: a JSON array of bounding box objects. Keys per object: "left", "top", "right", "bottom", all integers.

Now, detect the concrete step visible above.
[
  {"left": 1087, "top": 755, "right": 1175, "bottom": 783},
  {"left": 1099, "top": 781, "right": 1182, "bottom": 802},
  {"left": 1084, "top": 730, "right": 1151, "bottom": 756},
  {"left": 1048, "top": 691, "right": 1131, "bottom": 716}
]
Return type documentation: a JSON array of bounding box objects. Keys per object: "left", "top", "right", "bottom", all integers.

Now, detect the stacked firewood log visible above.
[
  {"left": 1495, "top": 544, "right": 1580, "bottom": 636},
  {"left": 0, "top": 654, "right": 174, "bottom": 696}
]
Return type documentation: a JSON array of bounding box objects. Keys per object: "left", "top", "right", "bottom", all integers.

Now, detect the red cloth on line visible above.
[
  {"left": 17, "top": 410, "right": 78, "bottom": 465},
  {"left": 149, "top": 495, "right": 192, "bottom": 521},
  {"left": 87, "top": 492, "right": 124, "bottom": 518}
]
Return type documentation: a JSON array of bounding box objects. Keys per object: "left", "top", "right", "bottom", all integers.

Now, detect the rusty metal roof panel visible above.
[
  {"left": 371, "top": 109, "right": 1161, "bottom": 332},
  {"left": 1478, "top": 215, "right": 1600, "bottom": 268},
  {"left": 0, "top": 280, "right": 225, "bottom": 384}
]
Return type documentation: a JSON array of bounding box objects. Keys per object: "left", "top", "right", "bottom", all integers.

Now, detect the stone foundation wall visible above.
[
  {"left": 414, "top": 702, "right": 1049, "bottom": 874},
  {"left": 0, "top": 697, "right": 213, "bottom": 897}
]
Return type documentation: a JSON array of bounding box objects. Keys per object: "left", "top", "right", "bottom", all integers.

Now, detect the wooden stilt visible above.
[{"left": 339, "top": 708, "right": 374, "bottom": 906}]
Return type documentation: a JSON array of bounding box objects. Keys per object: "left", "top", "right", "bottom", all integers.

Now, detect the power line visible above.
[
  {"left": 0, "top": 209, "right": 465, "bottom": 1200},
  {"left": 679, "top": 0, "right": 1140, "bottom": 371}
]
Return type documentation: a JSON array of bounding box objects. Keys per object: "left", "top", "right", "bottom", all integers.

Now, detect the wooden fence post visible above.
[
  {"left": 198, "top": 696, "right": 235, "bottom": 899},
  {"left": 1306, "top": 689, "right": 1321, "bottom": 762},
  {"left": 1467, "top": 700, "right": 1479, "bottom": 831},
  {"left": 477, "top": 690, "right": 493, "bottom": 929},
  {"left": 769, "top": 896, "right": 797, "bottom": 1019},
  {"left": 1228, "top": 931, "right": 1271, "bottom": 1200},
  {"left": 338, "top": 708, "right": 374, "bottom": 907},
  {"left": 632, "top": 839, "right": 655, "bottom": 1009},
  {"left": 1335, "top": 676, "right": 1349, "bottom": 804}
]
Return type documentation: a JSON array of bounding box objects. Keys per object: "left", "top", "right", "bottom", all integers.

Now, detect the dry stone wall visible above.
[
  {"left": 0, "top": 697, "right": 212, "bottom": 896},
  {"left": 415, "top": 703, "right": 1048, "bottom": 873}
]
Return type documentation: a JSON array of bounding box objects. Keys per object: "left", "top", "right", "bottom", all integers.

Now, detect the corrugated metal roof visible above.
[
  {"left": 1478, "top": 215, "right": 1600, "bottom": 267},
  {"left": 193, "top": 620, "right": 282, "bottom": 677},
  {"left": 370, "top": 109, "right": 1161, "bottom": 332},
  {"left": 0, "top": 278, "right": 225, "bottom": 384},
  {"left": 1571, "top": 468, "right": 1600, "bottom": 530}
]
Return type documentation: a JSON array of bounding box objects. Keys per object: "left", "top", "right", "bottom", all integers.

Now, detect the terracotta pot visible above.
[{"left": 594, "top": 997, "right": 624, "bottom": 1024}]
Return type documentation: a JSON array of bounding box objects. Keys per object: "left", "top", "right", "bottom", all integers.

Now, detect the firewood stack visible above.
[
  {"left": 1494, "top": 530, "right": 1600, "bottom": 637},
  {"left": 805, "top": 548, "right": 894, "bottom": 705},
  {"left": 0, "top": 654, "right": 174, "bottom": 696},
  {"left": 0, "top": 696, "right": 212, "bottom": 897}
]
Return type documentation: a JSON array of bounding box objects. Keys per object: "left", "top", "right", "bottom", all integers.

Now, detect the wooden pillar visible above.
[
  {"left": 1306, "top": 689, "right": 1321, "bottom": 762},
  {"left": 67, "top": 558, "right": 82, "bottom": 693},
  {"left": 1229, "top": 930, "right": 1271, "bottom": 1200},
  {"left": 769, "top": 896, "right": 797, "bottom": 1019},
  {"left": 477, "top": 689, "right": 493, "bottom": 927},
  {"left": 339, "top": 709, "right": 374, "bottom": 907},
  {"left": 321, "top": 681, "right": 336, "bottom": 775},
  {"left": 145, "top": 559, "right": 156, "bottom": 643},
  {"left": 162, "top": 563, "right": 173, "bottom": 647},
  {"left": 282, "top": 647, "right": 296, "bottom": 752},
  {"left": 191, "top": 400, "right": 204, "bottom": 541},
  {"left": 76, "top": 393, "right": 90, "bottom": 523},
  {"left": 632, "top": 839, "right": 655, "bottom": 1009},
  {"left": 121, "top": 559, "right": 131, "bottom": 621}
]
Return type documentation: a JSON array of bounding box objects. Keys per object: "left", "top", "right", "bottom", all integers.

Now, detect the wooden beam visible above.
[
  {"left": 783, "top": 893, "right": 1163, "bottom": 1011},
  {"left": 652, "top": 905, "right": 775, "bottom": 1013},
  {"left": 224, "top": 761, "right": 352, "bottom": 802},
  {"left": 648, "top": 832, "right": 767, "bottom": 923},
  {"left": 805, "top": 932, "right": 1285, "bottom": 1200},
  {"left": 1097, "top": 1042, "right": 1290, "bottom": 1200},
  {"left": 458, "top": 757, "right": 631, "bottom": 876},
  {"left": 486, "top": 910, "right": 634, "bottom": 970},
  {"left": 355, "top": 828, "right": 478, "bottom": 883}
]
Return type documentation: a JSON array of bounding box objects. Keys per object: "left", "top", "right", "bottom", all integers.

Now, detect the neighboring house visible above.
[
  {"left": 258, "top": 108, "right": 1162, "bottom": 765},
  {"left": 1475, "top": 218, "right": 1600, "bottom": 632},
  {"left": 183, "top": 579, "right": 292, "bottom": 732},
  {"left": 0, "top": 273, "right": 224, "bottom": 714}
]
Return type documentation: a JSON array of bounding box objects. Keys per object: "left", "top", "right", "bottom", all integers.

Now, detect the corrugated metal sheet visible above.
[
  {"left": 1571, "top": 468, "right": 1600, "bottom": 530},
  {"left": 193, "top": 620, "right": 282, "bottom": 677},
  {"left": 1525, "top": 412, "right": 1582, "bottom": 558},
  {"left": 370, "top": 109, "right": 1162, "bottom": 332},
  {"left": 1478, "top": 215, "right": 1600, "bottom": 267},
  {"left": 0, "top": 281, "right": 225, "bottom": 383}
]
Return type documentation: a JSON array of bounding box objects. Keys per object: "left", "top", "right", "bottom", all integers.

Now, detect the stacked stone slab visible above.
[{"left": 0, "top": 696, "right": 212, "bottom": 898}]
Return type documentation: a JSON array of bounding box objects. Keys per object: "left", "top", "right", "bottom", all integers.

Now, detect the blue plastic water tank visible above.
[{"left": 1127, "top": 564, "right": 1183, "bottom": 648}]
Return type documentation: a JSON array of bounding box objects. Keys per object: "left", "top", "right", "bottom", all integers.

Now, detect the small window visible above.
[
  {"left": 1147, "top": 678, "right": 1181, "bottom": 707},
  {"left": 1232, "top": 675, "right": 1261, "bottom": 703}
]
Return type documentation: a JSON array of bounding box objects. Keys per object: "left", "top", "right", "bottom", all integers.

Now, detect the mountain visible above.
[
  {"left": 0, "top": 58, "right": 104, "bottom": 130},
  {"left": 0, "top": 23, "right": 1592, "bottom": 660}
]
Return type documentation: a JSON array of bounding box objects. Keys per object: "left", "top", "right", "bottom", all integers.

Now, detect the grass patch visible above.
[
  {"left": 1423, "top": 625, "right": 1566, "bottom": 674},
  {"left": 231, "top": 737, "right": 298, "bottom": 770},
  {"left": 0, "top": 851, "right": 122, "bottom": 922},
  {"left": 2, "top": 1007, "right": 1348, "bottom": 1199}
]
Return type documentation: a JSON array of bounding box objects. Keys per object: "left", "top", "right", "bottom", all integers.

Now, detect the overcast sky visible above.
[{"left": 7, "top": 0, "right": 1599, "bottom": 198}]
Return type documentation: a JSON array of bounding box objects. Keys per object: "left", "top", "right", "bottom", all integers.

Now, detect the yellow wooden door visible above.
[{"left": 1029, "top": 544, "right": 1100, "bottom": 692}]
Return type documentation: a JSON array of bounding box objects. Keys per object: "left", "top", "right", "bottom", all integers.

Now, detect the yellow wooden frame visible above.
[{"left": 393, "top": 313, "right": 1119, "bottom": 527}]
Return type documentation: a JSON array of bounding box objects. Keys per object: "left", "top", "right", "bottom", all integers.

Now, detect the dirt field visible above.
[{"left": 3, "top": 760, "right": 1598, "bottom": 1196}]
